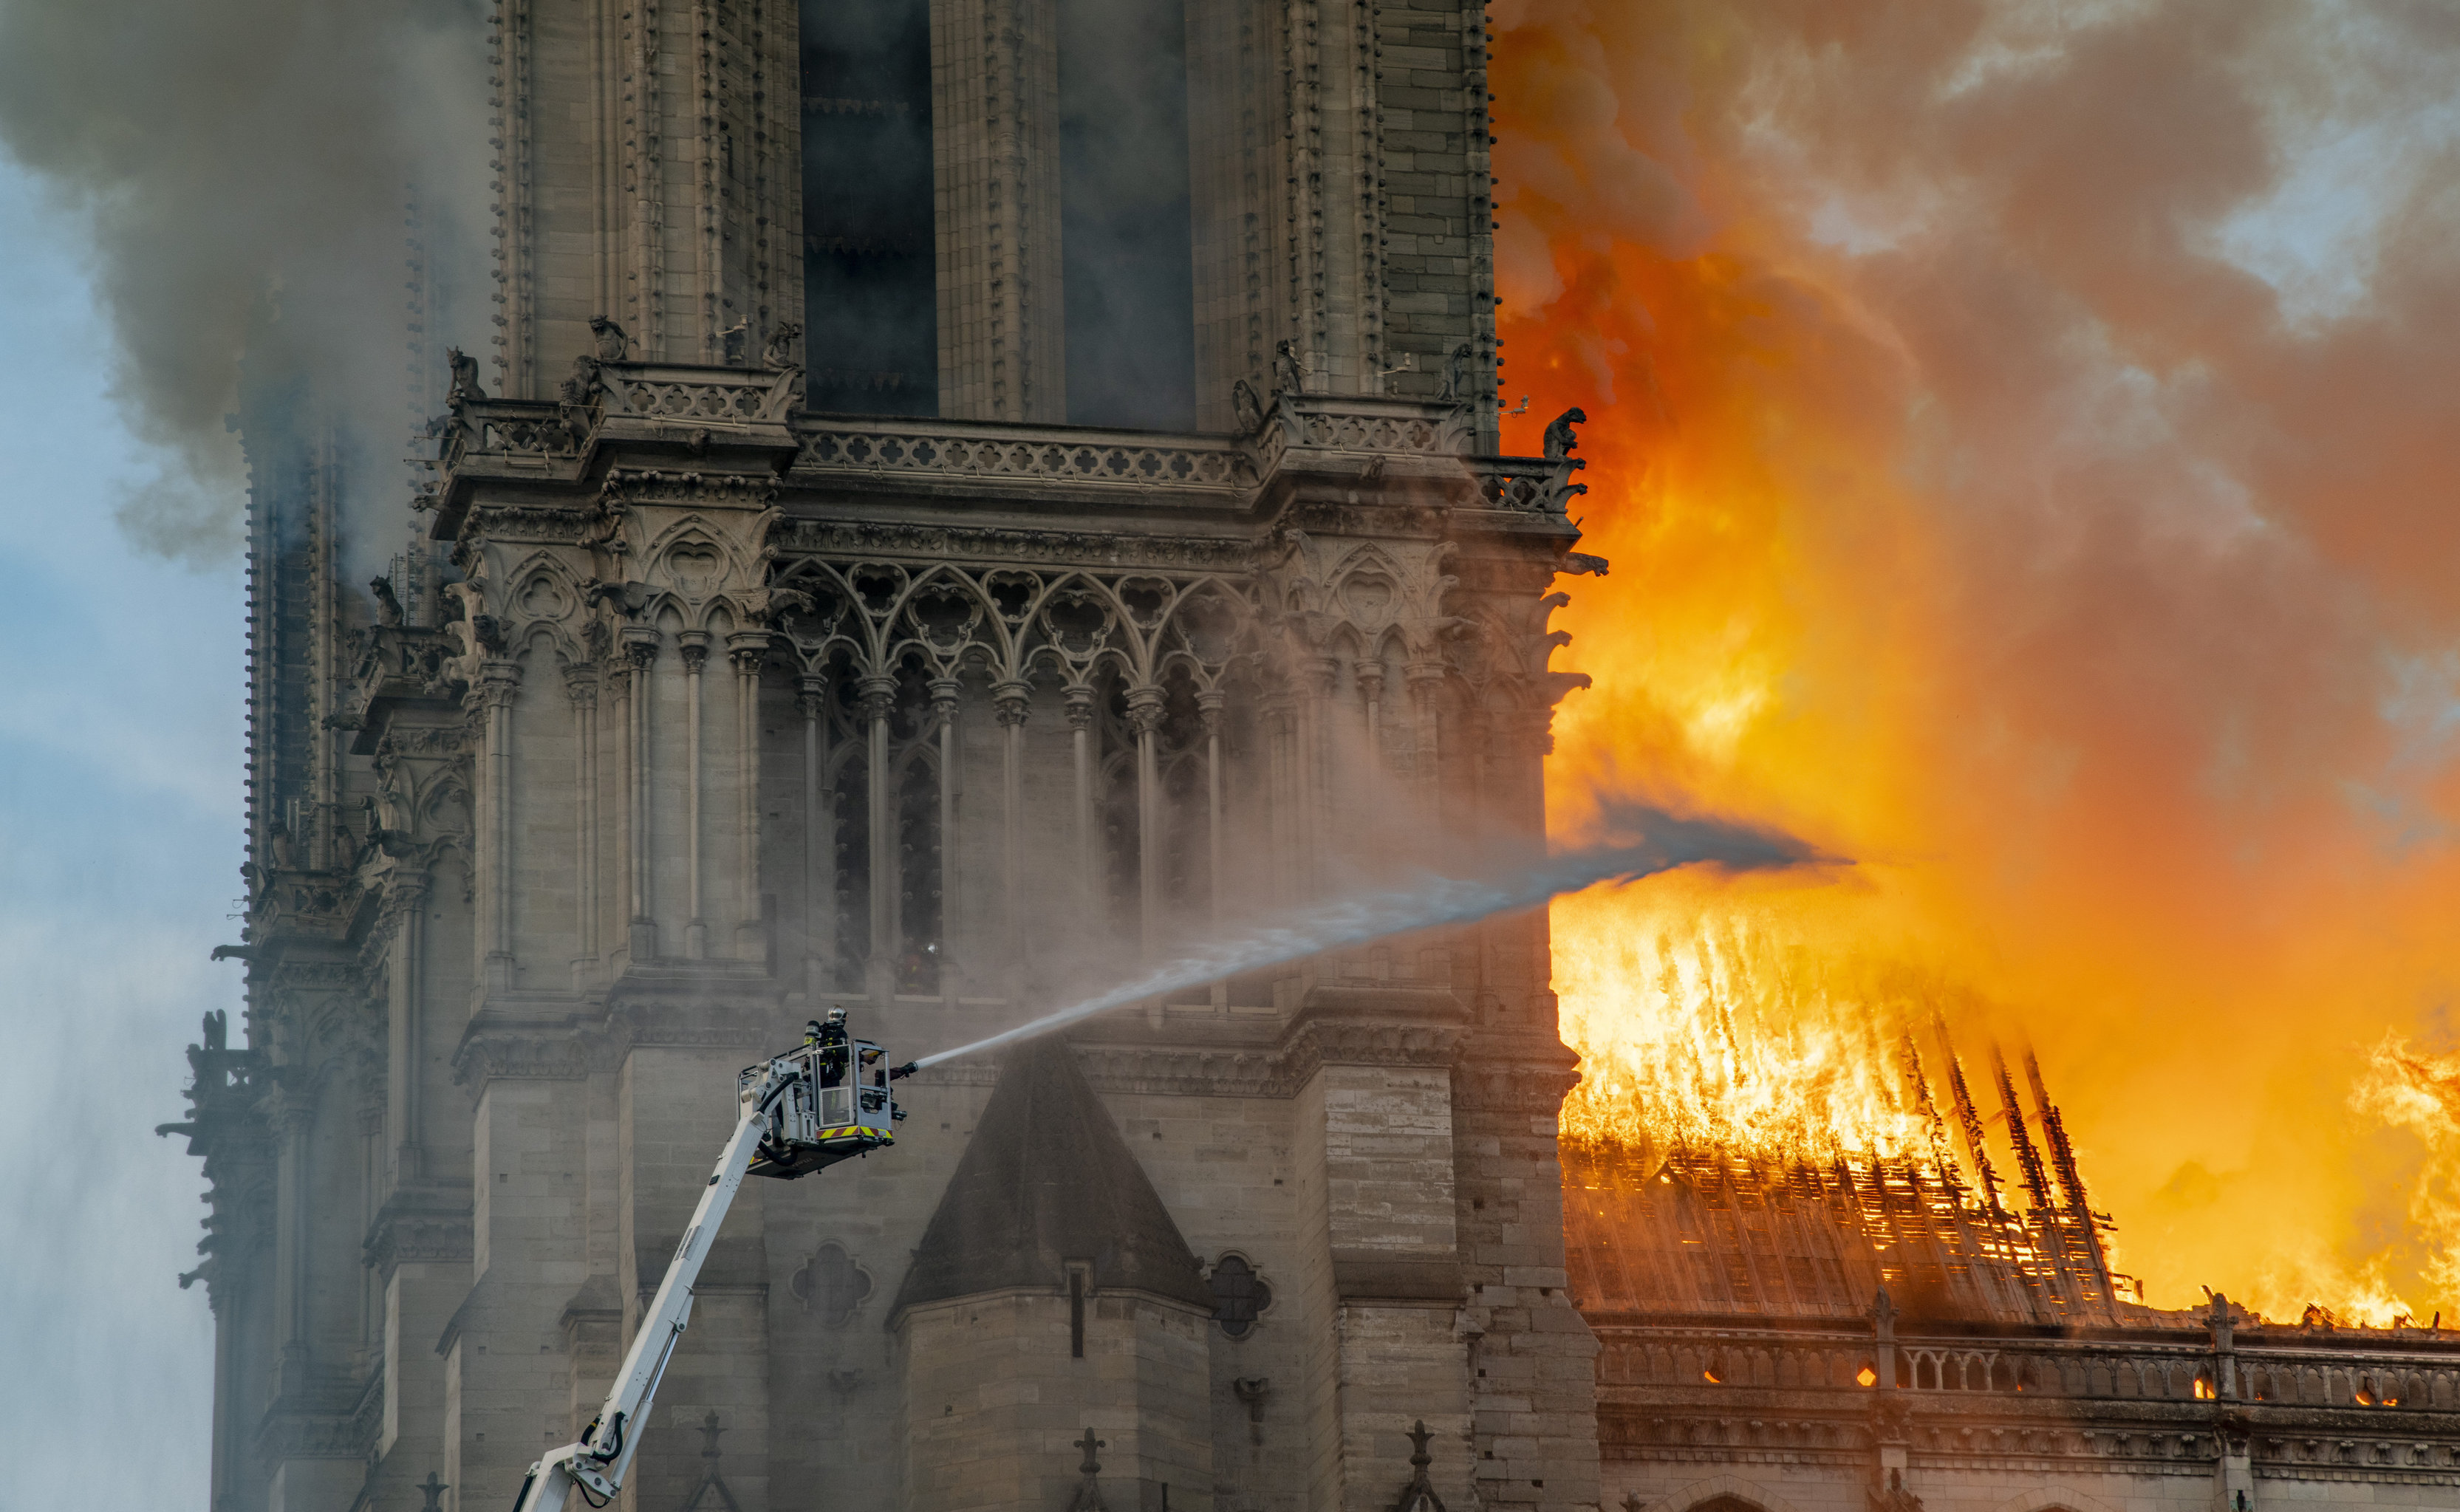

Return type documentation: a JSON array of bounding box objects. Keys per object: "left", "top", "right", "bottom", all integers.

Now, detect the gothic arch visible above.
[
  {"left": 499, "top": 549, "right": 585, "bottom": 629},
  {"left": 1154, "top": 575, "right": 1256, "bottom": 680},
  {"left": 772, "top": 560, "right": 871, "bottom": 673},
  {"left": 418, "top": 778, "right": 475, "bottom": 841},
  {"left": 1629, "top": 1474, "right": 1803, "bottom": 1512},
  {"left": 640, "top": 511, "right": 753, "bottom": 589},
  {"left": 1988, "top": 1489, "right": 2114, "bottom": 1512},
  {"left": 884, "top": 566, "right": 1001, "bottom": 678},
  {"left": 513, "top": 619, "right": 585, "bottom": 671}
]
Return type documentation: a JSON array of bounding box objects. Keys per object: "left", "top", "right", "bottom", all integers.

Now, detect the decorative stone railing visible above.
[
  {"left": 429, "top": 374, "right": 1590, "bottom": 523},
  {"left": 1594, "top": 1320, "right": 2460, "bottom": 1412},
  {"left": 598, "top": 362, "right": 800, "bottom": 424},
  {"left": 1251, "top": 394, "right": 1478, "bottom": 468},
  {"left": 435, "top": 363, "right": 803, "bottom": 472},
  {"left": 1474, "top": 456, "right": 1587, "bottom": 516},
  {"left": 790, "top": 417, "right": 1256, "bottom": 496},
  {"left": 789, "top": 406, "right": 1585, "bottom": 516},
  {"left": 439, "top": 397, "right": 589, "bottom": 467}
]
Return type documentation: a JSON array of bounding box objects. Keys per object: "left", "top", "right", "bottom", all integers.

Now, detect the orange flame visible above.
[
  {"left": 1500, "top": 3, "right": 2460, "bottom": 1325},
  {"left": 1555, "top": 903, "right": 1938, "bottom": 1162}
]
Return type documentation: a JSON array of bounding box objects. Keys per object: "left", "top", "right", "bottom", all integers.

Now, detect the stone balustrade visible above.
[
  {"left": 1597, "top": 1320, "right": 2460, "bottom": 1410},
  {"left": 429, "top": 374, "right": 1588, "bottom": 521}
]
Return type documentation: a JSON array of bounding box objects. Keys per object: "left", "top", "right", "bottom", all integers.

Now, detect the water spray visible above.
[{"left": 912, "top": 806, "right": 1825, "bottom": 1070}]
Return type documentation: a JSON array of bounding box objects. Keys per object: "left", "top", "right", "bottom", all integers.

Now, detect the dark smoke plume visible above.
[{"left": 0, "top": 0, "right": 491, "bottom": 564}]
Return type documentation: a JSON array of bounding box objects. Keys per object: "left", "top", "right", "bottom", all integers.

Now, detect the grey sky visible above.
[{"left": 0, "top": 159, "right": 234, "bottom": 1505}]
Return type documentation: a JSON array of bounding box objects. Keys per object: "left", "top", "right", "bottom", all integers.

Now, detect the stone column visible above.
[
  {"left": 858, "top": 673, "right": 897, "bottom": 1005},
  {"left": 1263, "top": 689, "right": 1297, "bottom": 909},
  {"left": 1358, "top": 656, "right": 1384, "bottom": 763},
  {"left": 623, "top": 629, "right": 660, "bottom": 960},
  {"left": 1405, "top": 660, "right": 1446, "bottom": 841},
  {"left": 479, "top": 659, "right": 524, "bottom": 990},
  {"left": 564, "top": 665, "right": 600, "bottom": 987},
  {"left": 799, "top": 673, "right": 830, "bottom": 998},
  {"left": 1065, "top": 683, "right": 1099, "bottom": 920},
  {"left": 931, "top": 675, "right": 963, "bottom": 1000},
  {"left": 1127, "top": 684, "right": 1166, "bottom": 957},
  {"left": 1300, "top": 654, "right": 1338, "bottom": 900},
  {"left": 1286, "top": 991, "right": 1475, "bottom": 1512},
  {"left": 448, "top": 1064, "right": 595, "bottom": 1507},
  {"left": 1200, "top": 690, "right": 1228, "bottom": 1013},
  {"left": 677, "top": 631, "right": 711, "bottom": 958},
  {"left": 993, "top": 680, "right": 1031, "bottom": 995},
  {"left": 383, "top": 875, "right": 431, "bottom": 1183},
  {"left": 272, "top": 1088, "right": 314, "bottom": 1375},
  {"left": 729, "top": 633, "right": 771, "bottom": 959},
  {"left": 1455, "top": 1043, "right": 1600, "bottom": 1512}
]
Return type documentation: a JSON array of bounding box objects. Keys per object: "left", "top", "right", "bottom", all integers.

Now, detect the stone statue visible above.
[
  {"left": 370, "top": 575, "right": 405, "bottom": 627},
  {"left": 590, "top": 315, "right": 632, "bottom": 363},
  {"left": 1542, "top": 406, "right": 1587, "bottom": 460},
  {"left": 558, "top": 352, "right": 603, "bottom": 408},
  {"left": 1440, "top": 341, "right": 1474, "bottom": 404},
  {"left": 202, "top": 1008, "right": 227, "bottom": 1053},
  {"left": 763, "top": 320, "right": 804, "bottom": 370},
  {"left": 1273, "top": 339, "right": 1306, "bottom": 395},
  {"left": 1231, "top": 378, "right": 1265, "bottom": 434},
  {"left": 445, "top": 348, "right": 483, "bottom": 406},
  {"left": 1866, "top": 1468, "right": 1924, "bottom": 1512}
]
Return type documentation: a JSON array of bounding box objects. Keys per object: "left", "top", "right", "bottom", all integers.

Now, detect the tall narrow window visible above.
[
  {"left": 1058, "top": 0, "right": 1195, "bottom": 430},
  {"left": 802, "top": 0, "right": 937, "bottom": 414}
]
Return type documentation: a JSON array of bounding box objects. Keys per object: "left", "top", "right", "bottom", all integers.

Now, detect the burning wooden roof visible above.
[{"left": 1562, "top": 1138, "right": 2150, "bottom": 1328}]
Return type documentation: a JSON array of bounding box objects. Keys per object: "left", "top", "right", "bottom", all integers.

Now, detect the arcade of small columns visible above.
[{"left": 427, "top": 529, "right": 1559, "bottom": 1013}]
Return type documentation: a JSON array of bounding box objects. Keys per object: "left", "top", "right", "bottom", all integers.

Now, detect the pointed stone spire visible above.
[
  {"left": 1393, "top": 1419, "right": 1446, "bottom": 1512},
  {"left": 1068, "top": 1426, "right": 1108, "bottom": 1512},
  {"left": 893, "top": 1037, "right": 1209, "bottom": 1313}
]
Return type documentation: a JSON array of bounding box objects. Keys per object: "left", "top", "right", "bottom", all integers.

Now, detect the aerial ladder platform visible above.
[{"left": 510, "top": 1009, "right": 909, "bottom": 1510}]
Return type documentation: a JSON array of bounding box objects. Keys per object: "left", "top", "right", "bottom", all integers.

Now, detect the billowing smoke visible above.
[
  {"left": 0, "top": 0, "right": 491, "bottom": 566},
  {"left": 1494, "top": 0, "right": 2460, "bottom": 1319}
]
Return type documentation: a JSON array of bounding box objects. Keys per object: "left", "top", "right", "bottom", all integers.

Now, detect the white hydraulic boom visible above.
[{"left": 510, "top": 1012, "right": 907, "bottom": 1510}]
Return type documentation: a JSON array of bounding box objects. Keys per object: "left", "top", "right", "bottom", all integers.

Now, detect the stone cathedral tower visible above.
[{"left": 171, "top": 3, "right": 1605, "bottom": 1510}]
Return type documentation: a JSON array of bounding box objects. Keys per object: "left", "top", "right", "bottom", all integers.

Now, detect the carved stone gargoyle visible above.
[{"left": 446, "top": 347, "right": 484, "bottom": 406}]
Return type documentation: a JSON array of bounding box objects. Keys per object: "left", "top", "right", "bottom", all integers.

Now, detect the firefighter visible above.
[{"left": 805, "top": 1007, "right": 850, "bottom": 1087}]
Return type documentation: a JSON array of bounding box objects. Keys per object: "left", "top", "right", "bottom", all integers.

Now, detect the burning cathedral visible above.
[{"left": 164, "top": 2, "right": 2460, "bottom": 1510}]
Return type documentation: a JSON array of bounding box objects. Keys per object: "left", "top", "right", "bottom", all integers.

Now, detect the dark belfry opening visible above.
[
  {"left": 1058, "top": 0, "right": 1197, "bottom": 431},
  {"left": 801, "top": 0, "right": 937, "bottom": 415}
]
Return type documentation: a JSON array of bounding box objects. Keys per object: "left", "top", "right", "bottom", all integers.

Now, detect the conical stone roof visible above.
[{"left": 894, "top": 1036, "right": 1212, "bottom": 1314}]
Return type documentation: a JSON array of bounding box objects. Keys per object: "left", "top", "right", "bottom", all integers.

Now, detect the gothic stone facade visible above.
[
  {"left": 168, "top": 3, "right": 2460, "bottom": 1511},
  {"left": 176, "top": 2, "right": 1611, "bottom": 1509}
]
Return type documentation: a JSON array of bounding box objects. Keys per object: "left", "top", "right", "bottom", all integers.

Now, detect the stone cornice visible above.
[
  {"left": 363, "top": 1185, "right": 475, "bottom": 1280},
  {"left": 450, "top": 985, "right": 796, "bottom": 1089},
  {"left": 1064, "top": 985, "right": 1472, "bottom": 1098},
  {"left": 254, "top": 1371, "right": 379, "bottom": 1463},
  {"left": 1452, "top": 1029, "right": 1582, "bottom": 1115}
]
